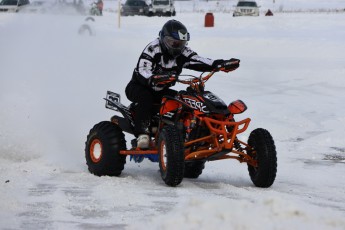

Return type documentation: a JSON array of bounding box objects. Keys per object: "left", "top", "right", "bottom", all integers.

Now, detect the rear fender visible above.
[{"left": 111, "top": 115, "right": 134, "bottom": 134}]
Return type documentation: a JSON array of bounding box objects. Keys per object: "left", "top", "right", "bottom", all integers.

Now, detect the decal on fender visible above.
[{"left": 183, "top": 98, "right": 209, "bottom": 113}]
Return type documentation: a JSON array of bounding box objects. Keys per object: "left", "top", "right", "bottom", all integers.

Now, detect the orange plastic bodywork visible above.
[
  {"left": 229, "top": 100, "right": 247, "bottom": 114},
  {"left": 160, "top": 98, "right": 181, "bottom": 114}
]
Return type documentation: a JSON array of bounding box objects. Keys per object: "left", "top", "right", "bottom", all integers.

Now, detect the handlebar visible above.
[
  {"left": 172, "top": 59, "right": 239, "bottom": 85},
  {"left": 154, "top": 67, "right": 225, "bottom": 90},
  {"left": 177, "top": 70, "right": 218, "bottom": 85}
]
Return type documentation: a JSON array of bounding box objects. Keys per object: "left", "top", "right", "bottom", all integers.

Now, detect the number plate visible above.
[{"left": 105, "top": 91, "right": 120, "bottom": 111}]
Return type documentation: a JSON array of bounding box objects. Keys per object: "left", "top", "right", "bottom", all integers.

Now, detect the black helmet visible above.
[{"left": 159, "top": 20, "right": 190, "bottom": 58}]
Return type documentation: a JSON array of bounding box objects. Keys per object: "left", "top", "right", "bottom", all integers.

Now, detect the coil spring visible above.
[{"left": 234, "top": 139, "right": 243, "bottom": 151}]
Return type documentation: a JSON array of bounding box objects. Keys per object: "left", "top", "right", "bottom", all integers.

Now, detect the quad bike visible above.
[{"left": 85, "top": 69, "right": 277, "bottom": 187}]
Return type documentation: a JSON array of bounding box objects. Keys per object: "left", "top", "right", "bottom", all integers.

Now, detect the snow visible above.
[{"left": 1, "top": 0, "right": 345, "bottom": 229}]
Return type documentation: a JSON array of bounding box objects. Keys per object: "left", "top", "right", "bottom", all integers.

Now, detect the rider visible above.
[{"left": 125, "top": 19, "right": 240, "bottom": 149}]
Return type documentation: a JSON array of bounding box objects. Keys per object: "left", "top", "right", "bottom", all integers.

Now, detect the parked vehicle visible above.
[
  {"left": 233, "top": 0, "right": 260, "bottom": 17},
  {"left": 85, "top": 66, "right": 277, "bottom": 187},
  {"left": 148, "top": 0, "right": 175, "bottom": 16},
  {"left": 20, "top": 0, "right": 45, "bottom": 13},
  {"left": 0, "top": 0, "right": 29, "bottom": 12},
  {"left": 121, "top": 0, "right": 150, "bottom": 16},
  {"left": 121, "top": 0, "right": 175, "bottom": 17}
]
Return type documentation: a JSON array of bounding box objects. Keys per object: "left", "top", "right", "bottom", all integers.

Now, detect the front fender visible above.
[{"left": 160, "top": 96, "right": 193, "bottom": 115}]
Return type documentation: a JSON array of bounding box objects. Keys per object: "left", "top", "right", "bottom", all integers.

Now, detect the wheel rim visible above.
[
  {"left": 160, "top": 140, "right": 167, "bottom": 171},
  {"left": 90, "top": 139, "right": 102, "bottom": 163}
]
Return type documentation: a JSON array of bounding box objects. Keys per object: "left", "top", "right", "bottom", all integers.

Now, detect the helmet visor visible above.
[{"left": 163, "top": 36, "right": 187, "bottom": 51}]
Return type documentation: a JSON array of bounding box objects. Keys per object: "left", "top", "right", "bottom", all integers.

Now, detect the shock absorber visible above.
[{"left": 234, "top": 139, "right": 243, "bottom": 151}]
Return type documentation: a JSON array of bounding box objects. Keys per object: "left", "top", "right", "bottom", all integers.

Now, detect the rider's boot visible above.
[{"left": 135, "top": 119, "right": 151, "bottom": 149}]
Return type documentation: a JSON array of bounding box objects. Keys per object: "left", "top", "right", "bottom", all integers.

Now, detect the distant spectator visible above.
[
  {"left": 96, "top": 0, "right": 103, "bottom": 15},
  {"left": 265, "top": 9, "right": 273, "bottom": 16}
]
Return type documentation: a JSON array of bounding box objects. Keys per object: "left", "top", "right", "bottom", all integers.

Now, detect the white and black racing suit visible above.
[{"left": 125, "top": 38, "right": 221, "bottom": 136}]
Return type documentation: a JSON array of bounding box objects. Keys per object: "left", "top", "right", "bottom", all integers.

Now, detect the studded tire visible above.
[
  {"left": 184, "top": 161, "right": 205, "bottom": 179},
  {"left": 158, "top": 125, "right": 185, "bottom": 187},
  {"left": 85, "top": 121, "right": 127, "bottom": 176},
  {"left": 247, "top": 128, "right": 277, "bottom": 187}
]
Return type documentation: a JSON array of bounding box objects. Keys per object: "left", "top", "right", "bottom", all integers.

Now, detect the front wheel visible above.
[
  {"left": 158, "top": 125, "right": 185, "bottom": 186},
  {"left": 247, "top": 128, "right": 277, "bottom": 187},
  {"left": 85, "top": 121, "right": 127, "bottom": 176}
]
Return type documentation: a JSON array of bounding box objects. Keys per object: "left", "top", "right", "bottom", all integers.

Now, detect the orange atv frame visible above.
[
  {"left": 118, "top": 71, "right": 257, "bottom": 168},
  {"left": 119, "top": 116, "right": 256, "bottom": 167}
]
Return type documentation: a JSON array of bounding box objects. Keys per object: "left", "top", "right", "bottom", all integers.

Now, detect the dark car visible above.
[
  {"left": 0, "top": 0, "right": 30, "bottom": 12},
  {"left": 121, "top": 0, "right": 149, "bottom": 16}
]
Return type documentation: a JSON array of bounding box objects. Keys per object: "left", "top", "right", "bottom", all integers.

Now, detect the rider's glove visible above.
[
  {"left": 213, "top": 58, "right": 240, "bottom": 72},
  {"left": 149, "top": 75, "right": 176, "bottom": 91},
  {"left": 212, "top": 59, "right": 225, "bottom": 69}
]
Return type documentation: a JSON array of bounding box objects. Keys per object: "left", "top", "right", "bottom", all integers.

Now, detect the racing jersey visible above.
[{"left": 131, "top": 38, "right": 216, "bottom": 87}]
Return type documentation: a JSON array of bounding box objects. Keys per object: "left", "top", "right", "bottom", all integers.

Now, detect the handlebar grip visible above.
[{"left": 219, "top": 59, "right": 240, "bottom": 72}]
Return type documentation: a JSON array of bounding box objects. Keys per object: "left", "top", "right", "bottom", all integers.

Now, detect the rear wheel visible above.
[
  {"left": 247, "top": 128, "right": 277, "bottom": 187},
  {"left": 184, "top": 161, "right": 205, "bottom": 178},
  {"left": 85, "top": 121, "right": 127, "bottom": 176},
  {"left": 158, "top": 125, "right": 185, "bottom": 186}
]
